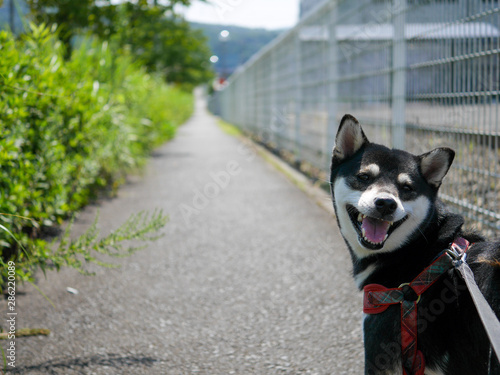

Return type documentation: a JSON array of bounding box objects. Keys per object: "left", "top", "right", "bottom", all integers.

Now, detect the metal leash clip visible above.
[{"left": 446, "top": 243, "right": 467, "bottom": 267}]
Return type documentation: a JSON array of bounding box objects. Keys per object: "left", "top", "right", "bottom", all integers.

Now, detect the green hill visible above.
[{"left": 190, "top": 22, "right": 286, "bottom": 77}]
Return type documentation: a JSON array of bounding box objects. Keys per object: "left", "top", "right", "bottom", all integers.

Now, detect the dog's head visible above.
[{"left": 330, "top": 114, "right": 455, "bottom": 259}]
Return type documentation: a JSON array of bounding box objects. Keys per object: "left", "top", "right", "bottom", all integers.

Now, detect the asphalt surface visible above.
[{"left": 3, "top": 92, "right": 363, "bottom": 374}]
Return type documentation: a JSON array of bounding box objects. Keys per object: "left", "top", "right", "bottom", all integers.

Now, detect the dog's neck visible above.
[{"left": 349, "top": 202, "right": 465, "bottom": 289}]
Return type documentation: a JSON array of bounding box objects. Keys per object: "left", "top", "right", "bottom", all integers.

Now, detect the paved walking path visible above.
[{"left": 6, "top": 92, "right": 363, "bottom": 374}]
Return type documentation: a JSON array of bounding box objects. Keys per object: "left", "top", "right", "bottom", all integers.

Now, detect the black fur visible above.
[{"left": 330, "top": 115, "right": 500, "bottom": 375}]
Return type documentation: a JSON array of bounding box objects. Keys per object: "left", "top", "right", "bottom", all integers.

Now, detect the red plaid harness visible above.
[{"left": 363, "top": 237, "right": 471, "bottom": 375}]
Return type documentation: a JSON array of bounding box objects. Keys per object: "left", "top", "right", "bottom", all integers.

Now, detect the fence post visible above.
[
  {"left": 391, "top": 0, "right": 407, "bottom": 149},
  {"left": 326, "top": 2, "right": 338, "bottom": 169},
  {"left": 270, "top": 49, "right": 278, "bottom": 148},
  {"left": 241, "top": 71, "right": 247, "bottom": 132},
  {"left": 294, "top": 30, "right": 302, "bottom": 162},
  {"left": 9, "top": 0, "right": 16, "bottom": 34}
]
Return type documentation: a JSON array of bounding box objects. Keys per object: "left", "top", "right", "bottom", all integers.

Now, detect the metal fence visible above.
[{"left": 209, "top": 0, "right": 500, "bottom": 236}]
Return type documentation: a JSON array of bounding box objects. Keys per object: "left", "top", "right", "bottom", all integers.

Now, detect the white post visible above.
[
  {"left": 294, "top": 30, "right": 302, "bottom": 161},
  {"left": 392, "top": 0, "right": 407, "bottom": 149},
  {"left": 327, "top": 2, "right": 338, "bottom": 168},
  {"left": 270, "top": 49, "right": 278, "bottom": 147}
]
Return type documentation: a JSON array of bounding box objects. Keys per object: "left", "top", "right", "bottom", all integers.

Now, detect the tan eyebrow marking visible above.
[
  {"left": 360, "top": 164, "right": 380, "bottom": 176},
  {"left": 398, "top": 173, "right": 412, "bottom": 185}
]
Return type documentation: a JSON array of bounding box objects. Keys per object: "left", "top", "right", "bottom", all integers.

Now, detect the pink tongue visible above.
[{"left": 361, "top": 217, "right": 391, "bottom": 244}]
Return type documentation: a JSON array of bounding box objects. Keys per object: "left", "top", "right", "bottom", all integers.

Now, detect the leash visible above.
[
  {"left": 450, "top": 247, "right": 500, "bottom": 366},
  {"left": 364, "top": 238, "right": 500, "bottom": 375}
]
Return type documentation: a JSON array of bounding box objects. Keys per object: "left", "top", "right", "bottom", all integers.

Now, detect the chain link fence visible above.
[{"left": 209, "top": 0, "right": 500, "bottom": 236}]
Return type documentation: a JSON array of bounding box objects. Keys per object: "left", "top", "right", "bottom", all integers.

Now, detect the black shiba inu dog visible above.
[{"left": 330, "top": 114, "right": 500, "bottom": 375}]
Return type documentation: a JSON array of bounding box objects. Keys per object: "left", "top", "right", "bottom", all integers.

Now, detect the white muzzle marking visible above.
[{"left": 333, "top": 177, "right": 430, "bottom": 258}]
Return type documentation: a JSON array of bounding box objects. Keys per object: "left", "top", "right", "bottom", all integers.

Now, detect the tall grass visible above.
[{"left": 0, "top": 24, "right": 193, "bottom": 288}]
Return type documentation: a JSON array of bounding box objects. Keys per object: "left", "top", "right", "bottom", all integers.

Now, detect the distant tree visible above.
[
  {"left": 27, "top": 0, "right": 108, "bottom": 53},
  {"left": 26, "top": 0, "right": 213, "bottom": 88},
  {"left": 112, "top": 3, "right": 212, "bottom": 87},
  {"left": 27, "top": 0, "right": 191, "bottom": 49},
  {"left": 110, "top": 2, "right": 213, "bottom": 88}
]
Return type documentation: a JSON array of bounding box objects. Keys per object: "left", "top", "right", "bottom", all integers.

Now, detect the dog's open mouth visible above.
[{"left": 346, "top": 205, "right": 408, "bottom": 250}]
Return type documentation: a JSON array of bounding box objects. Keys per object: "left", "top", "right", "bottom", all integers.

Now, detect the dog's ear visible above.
[
  {"left": 332, "top": 114, "right": 369, "bottom": 162},
  {"left": 418, "top": 148, "right": 455, "bottom": 188}
]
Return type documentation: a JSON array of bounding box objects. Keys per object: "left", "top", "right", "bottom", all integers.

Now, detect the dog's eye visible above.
[
  {"left": 402, "top": 184, "right": 413, "bottom": 192},
  {"left": 357, "top": 173, "right": 371, "bottom": 182}
]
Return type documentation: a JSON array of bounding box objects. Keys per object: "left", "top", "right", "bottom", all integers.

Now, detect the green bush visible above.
[{"left": 0, "top": 24, "right": 193, "bottom": 287}]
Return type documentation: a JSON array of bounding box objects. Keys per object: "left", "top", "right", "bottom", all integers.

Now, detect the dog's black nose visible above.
[{"left": 375, "top": 198, "right": 398, "bottom": 216}]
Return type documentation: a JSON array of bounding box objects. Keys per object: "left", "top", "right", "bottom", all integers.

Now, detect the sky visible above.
[{"left": 179, "top": 0, "right": 300, "bottom": 30}]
